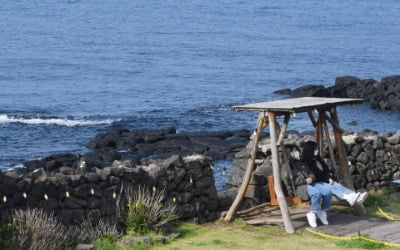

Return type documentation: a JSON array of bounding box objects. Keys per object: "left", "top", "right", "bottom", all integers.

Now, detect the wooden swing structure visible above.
[{"left": 223, "top": 97, "right": 363, "bottom": 233}]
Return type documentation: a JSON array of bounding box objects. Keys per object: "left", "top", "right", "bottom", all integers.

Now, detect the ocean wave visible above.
[
  {"left": 201, "top": 107, "right": 231, "bottom": 113},
  {"left": 0, "top": 114, "right": 117, "bottom": 127}
]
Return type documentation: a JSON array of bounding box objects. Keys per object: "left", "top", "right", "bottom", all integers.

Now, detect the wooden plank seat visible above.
[{"left": 267, "top": 176, "right": 302, "bottom": 206}]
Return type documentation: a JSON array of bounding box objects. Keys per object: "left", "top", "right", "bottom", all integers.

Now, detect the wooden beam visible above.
[
  {"left": 237, "top": 203, "right": 278, "bottom": 216},
  {"left": 262, "top": 117, "right": 269, "bottom": 129},
  {"left": 330, "top": 108, "right": 366, "bottom": 216},
  {"left": 246, "top": 212, "right": 306, "bottom": 225},
  {"left": 321, "top": 113, "right": 338, "bottom": 179},
  {"left": 307, "top": 111, "right": 317, "bottom": 127},
  {"left": 268, "top": 112, "right": 295, "bottom": 233},
  {"left": 317, "top": 110, "right": 324, "bottom": 156},
  {"left": 224, "top": 112, "right": 266, "bottom": 221},
  {"left": 275, "top": 116, "right": 297, "bottom": 197},
  {"left": 315, "top": 120, "right": 320, "bottom": 148},
  {"left": 325, "top": 113, "right": 344, "bottom": 133},
  {"left": 220, "top": 202, "right": 276, "bottom": 218},
  {"left": 329, "top": 107, "right": 354, "bottom": 189},
  {"left": 277, "top": 113, "right": 290, "bottom": 146}
]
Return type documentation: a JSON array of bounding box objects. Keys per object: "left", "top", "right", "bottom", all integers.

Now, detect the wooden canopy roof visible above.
[{"left": 233, "top": 97, "right": 363, "bottom": 113}]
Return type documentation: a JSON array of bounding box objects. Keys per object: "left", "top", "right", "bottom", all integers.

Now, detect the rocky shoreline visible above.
[
  {"left": 274, "top": 75, "right": 400, "bottom": 111},
  {"left": 20, "top": 127, "right": 250, "bottom": 177}
]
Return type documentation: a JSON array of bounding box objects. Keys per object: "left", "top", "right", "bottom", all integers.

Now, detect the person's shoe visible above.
[
  {"left": 306, "top": 212, "right": 317, "bottom": 228},
  {"left": 316, "top": 210, "right": 329, "bottom": 225},
  {"left": 343, "top": 192, "right": 360, "bottom": 207},
  {"left": 356, "top": 192, "right": 368, "bottom": 205}
]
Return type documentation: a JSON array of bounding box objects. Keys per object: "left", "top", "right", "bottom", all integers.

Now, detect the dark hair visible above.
[{"left": 302, "top": 141, "right": 316, "bottom": 164}]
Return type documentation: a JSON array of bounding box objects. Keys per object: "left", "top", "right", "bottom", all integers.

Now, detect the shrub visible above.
[
  {"left": 120, "top": 185, "right": 176, "bottom": 235},
  {"left": 75, "top": 217, "right": 121, "bottom": 244},
  {"left": 0, "top": 219, "right": 17, "bottom": 249},
  {"left": 13, "top": 208, "right": 68, "bottom": 250},
  {"left": 94, "top": 237, "right": 118, "bottom": 250}
]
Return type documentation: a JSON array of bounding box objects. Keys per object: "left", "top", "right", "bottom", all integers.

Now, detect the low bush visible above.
[
  {"left": 120, "top": 185, "right": 176, "bottom": 235},
  {"left": 13, "top": 208, "right": 68, "bottom": 250},
  {"left": 75, "top": 217, "right": 121, "bottom": 244},
  {"left": 0, "top": 219, "right": 17, "bottom": 249}
]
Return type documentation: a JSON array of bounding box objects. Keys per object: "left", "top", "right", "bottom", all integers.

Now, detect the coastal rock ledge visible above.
[{"left": 274, "top": 75, "right": 400, "bottom": 111}]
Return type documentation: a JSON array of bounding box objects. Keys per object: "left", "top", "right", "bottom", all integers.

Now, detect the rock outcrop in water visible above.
[
  {"left": 274, "top": 75, "right": 400, "bottom": 111},
  {"left": 22, "top": 128, "right": 250, "bottom": 172}
]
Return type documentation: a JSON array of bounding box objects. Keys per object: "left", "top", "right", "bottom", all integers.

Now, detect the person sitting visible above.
[{"left": 301, "top": 140, "right": 368, "bottom": 227}]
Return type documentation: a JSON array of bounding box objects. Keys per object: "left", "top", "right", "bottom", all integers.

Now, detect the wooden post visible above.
[
  {"left": 317, "top": 111, "right": 324, "bottom": 157},
  {"left": 321, "top": 112, "right": 338, "bottom": 179},
  {"left": 268, "top": 112, "right": 295, "bottom": 233},
  {"left": 329, "top": 107, "right": 354, "bottom": 189},
  {"left": 307, "top": 111, "right": 317, "bottom": 128},
  {"left": 325, "top": 114, "right": 344, "bottom": 133},
  {"left": 224, "top": 112, "right": 266, "bottom": 221},
  {"left": 330, "top": 107, "right": 366, "bottom": 215},
  {"left": 276, "top": 114, "right": 290, "bottom": 146},
  {"left": 276, "top": 114, "right": 295, "bottom": 194}
]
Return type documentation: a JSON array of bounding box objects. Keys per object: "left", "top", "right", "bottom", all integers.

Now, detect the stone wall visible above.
[
  {"left": 226, "top": 130, "right": 400, "bottom": 204},
  {"left": 0, "top": 154, "right": 219, "bottom": 224}
]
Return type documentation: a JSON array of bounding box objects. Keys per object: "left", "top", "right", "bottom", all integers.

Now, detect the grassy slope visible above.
[
  {"left": 152, "top": 221, "right": 360, "bottom": 250},
  {"left": 113, "top": 192, "right": 400, "bottom": 250}
]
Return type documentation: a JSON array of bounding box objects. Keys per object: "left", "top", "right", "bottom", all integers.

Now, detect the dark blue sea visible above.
[{"left": 1, "top": 0, "right": 400, "bottom": 173}]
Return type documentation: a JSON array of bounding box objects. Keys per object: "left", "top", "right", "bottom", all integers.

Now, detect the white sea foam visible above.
[
  {"left": 0, "top": 114, "right": 117, "bottom": 127},
  {"left": 6, "top": 164, "right": 24, "bottom": 172},
  {"left": 202, "top": 107, "right": 231, "bottom": 114}
]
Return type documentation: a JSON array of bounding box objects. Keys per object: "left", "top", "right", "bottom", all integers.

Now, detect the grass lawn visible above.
[
  {"left": 112, "top": 192, "right": 400, "bottom": 250},
  {"left": 151, "top": 221, "right": 363, "bottom": 250}
]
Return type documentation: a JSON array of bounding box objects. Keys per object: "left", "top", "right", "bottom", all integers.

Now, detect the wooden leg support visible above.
[
  {"left": 224, "top": 112, "right": 266, "bottom": 221},
  {"left": 268, "top": 112, "right": 295, "bottom": 233}
]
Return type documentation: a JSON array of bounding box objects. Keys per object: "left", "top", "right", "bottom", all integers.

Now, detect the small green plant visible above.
[
  {"left": 126, "top": 199, "right": 150, "bottom": 234},
  {"left": 94, "top": 238, "right": 118, "bottom": 250},
  {"left": 0, "top": 220, "right": 17, "bottom": 249},
  {"left": 364, "top": 193, "right": 389, "bottom": 208},
  {"left": 120, "top": 185, "right": 176, "bottom": 235},
  {"left": 233, "top": 218, "right": 247, "bottom": 229},
  {"left": 335, "top": 238, "right": 385, "bottom": 249},
  {"left": 125, "top": 242, "right": 151, "bottom": 250},
  {"left": 76, "top": 217, "right": 121, "bottom": 244},
  {"left": 174, "top": 222, "right": 198, "bottom": 238}
]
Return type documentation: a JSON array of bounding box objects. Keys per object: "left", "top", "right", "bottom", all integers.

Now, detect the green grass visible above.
[
  {"left": 364, "top": 193, "right": 390, "bottom": 208},
  {"left": 123, "top": 243, "right": 151, "bottom": 250},
  {"left": 94, "top": 239, "right": 118, "bottom": 250},
  {"left": 153, "top": 221, "right": 360, "bottom": 250},
  {"left": 363, "top": 192, "right": 400, "bottom": 220},
  {"left": 113, "top": 192, "right": 400, "bottom": 250},
  {"left": 335, "top": 238, "right": 385, "bottom": 249}
]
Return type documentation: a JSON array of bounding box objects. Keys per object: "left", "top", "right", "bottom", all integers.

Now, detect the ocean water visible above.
[{"left": 1, "top": 0, "right": 400, "bottom": 170}]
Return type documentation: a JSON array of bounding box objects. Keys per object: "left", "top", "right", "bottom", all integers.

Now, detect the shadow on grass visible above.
[{"left": 173, "top": 223, "right": 201, "bottom": 238}]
